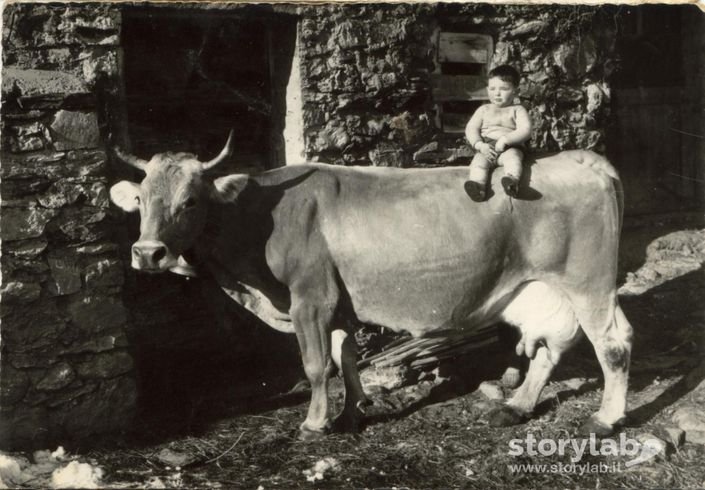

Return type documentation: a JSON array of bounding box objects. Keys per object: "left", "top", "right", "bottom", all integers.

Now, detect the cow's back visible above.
[{"left": 258, "top": 152, "right": 621, "bottom": 337}]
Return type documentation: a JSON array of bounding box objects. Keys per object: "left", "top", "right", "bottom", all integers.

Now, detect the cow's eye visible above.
[
  {"left": 183, "top": 197, "right": 197, "bottom": 209},
  {"left": 135, "top": 196, "right": 141, "bottom": 205}
]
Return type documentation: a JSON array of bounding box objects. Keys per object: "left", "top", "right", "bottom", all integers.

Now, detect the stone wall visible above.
[
  {"left": 0, "top": 3, "right": 301, "bottom": 450},
  {"left": 0, "top": 2, "right": 675, "bottom": 450},
  {"left": 0, "top": 3, "right": 135, "bottom": 449},
  {"left": 297, "top": 3, "right": 618, "bottom": 166}
]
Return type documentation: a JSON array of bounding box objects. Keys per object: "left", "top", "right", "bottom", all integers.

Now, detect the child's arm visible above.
[
  {"left": 495, "top": 106, "right": 532, "bottom": 151},
  {"left": 465, "top": 105, "right": 485, "bottom": 149},
  {"left": 465, "top": 106, "right": 497, "bottom": 161}
]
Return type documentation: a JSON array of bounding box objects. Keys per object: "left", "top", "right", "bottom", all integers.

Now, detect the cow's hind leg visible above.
[
  {"left": 489, "top": 323, "right": 581, "bottom": 426},
  {"left": 576, "top": 302, "right": 632, "bottom": 436},
  {"left": 291, "top": 295, "right": 337, "bottom": 440},
  {"left": 331, "top": 329, "right": 370, "bottom": 433},
  {"left": 490, "top": 281, "right": 581, "bottom": 426}
]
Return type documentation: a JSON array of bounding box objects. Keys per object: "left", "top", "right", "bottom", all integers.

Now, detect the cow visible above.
[{"left": 110, "top": 133, "right": 633, "bottom": 440}]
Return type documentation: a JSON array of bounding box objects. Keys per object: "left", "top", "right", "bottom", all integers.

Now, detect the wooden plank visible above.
[
  {"left": 442, "top": 111, "right": 472, "bottom": 134},
  {"left": 438, "top": 32, "right": 493, "bottom": 64},
  {"left": 431, "top": 74, "right": 487, "bottom": 102}
]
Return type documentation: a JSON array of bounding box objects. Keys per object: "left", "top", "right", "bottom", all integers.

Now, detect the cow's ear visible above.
[
  {"left": 213, "top": 175, "right": 249, "bottom": 203},
  {"left": 110, "top": 181, "right": 141, "bottom": 212}
]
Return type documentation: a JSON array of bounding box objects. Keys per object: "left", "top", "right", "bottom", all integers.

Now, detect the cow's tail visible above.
[{"left": 567, "top": 150, "right": 624, "bottom": 232}]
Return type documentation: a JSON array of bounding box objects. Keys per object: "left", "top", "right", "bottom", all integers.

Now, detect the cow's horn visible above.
[
  {"left": 114, "top": 147, "right": 149, "bottom": 172},
  {"left": 202, "top": 129, "right": 234, "bottom": 171}
]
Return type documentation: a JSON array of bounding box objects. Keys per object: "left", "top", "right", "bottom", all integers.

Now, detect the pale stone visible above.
[
  {"left": 0, "top": 281, "right": 41, "bottom": 303},
  {"left": 2, "top": 68, "right": 89, "bottom": 98},
  {"left": 49, "top": 110, "right": 100, "bottom": 150},
  {"left": 478, "top": 381, "right": 504, "bottom": 400},
  {"left": 36, "top": 363, "right": 76, "bottom": 391},
  {"left": 2, "top": 206, "right": 57, "bottom": 241}
]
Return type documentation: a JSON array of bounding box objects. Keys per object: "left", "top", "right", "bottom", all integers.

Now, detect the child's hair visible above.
[{"left": 488, "top": 65, "right": 520, "bottom": 87}]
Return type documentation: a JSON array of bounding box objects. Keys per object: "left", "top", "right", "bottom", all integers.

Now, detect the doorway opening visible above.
[
  {"left": 608, "top": 4, "right": 703, "bottom": 214},
  {"left": 121, "top": 5, "right": 297, "bottom": 172}
]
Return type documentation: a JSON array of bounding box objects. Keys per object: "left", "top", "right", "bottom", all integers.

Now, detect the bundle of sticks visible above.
[{"left": 358, "top": 326, "right": 499, "bottom": 371}]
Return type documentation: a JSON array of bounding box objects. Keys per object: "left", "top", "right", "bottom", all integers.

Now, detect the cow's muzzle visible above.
[{"left": 131, "top": 240, "right": 172, "bottom": 271}]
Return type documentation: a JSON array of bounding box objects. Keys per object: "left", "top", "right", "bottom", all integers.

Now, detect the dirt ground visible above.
[{"left": 4, "top": 213, "right": 705, "bottom": 489}]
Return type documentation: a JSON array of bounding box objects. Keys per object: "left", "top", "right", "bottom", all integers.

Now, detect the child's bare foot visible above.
[
  {"left": 501, "top": 175, "right": 519, "bottom": 197},
  {"left": 466, "top": 181, "right": 487, "bottom": 202}
]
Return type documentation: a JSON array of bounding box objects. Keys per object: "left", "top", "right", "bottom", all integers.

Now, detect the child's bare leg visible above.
[
  {"left": 497, "top": 148, "right": 524, "bottom": 197},
  {"left": 467, "top": 153, "right": 492, "bottom": 201}
]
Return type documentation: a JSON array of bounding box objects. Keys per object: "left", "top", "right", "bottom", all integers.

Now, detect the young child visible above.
[{"left": 465, "top": 65, "right": 532, "bottom": 201}]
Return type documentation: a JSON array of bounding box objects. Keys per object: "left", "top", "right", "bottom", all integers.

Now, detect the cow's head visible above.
[{"left": 109, "top": 132, "right": 234, "bottom": 274}]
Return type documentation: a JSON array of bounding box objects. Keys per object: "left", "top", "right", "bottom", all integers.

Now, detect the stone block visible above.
[
  {"left": 84, "top": 259, "right": 124, "bottom": 288},
  {"left": 37, "top": 179, "right": 109, "bottom": 209},
  {"left": 509, "top": 20, "right": 549, "bottom": 38},
  {"left": 75, "top": 351, "right": 134, "bottom": 379},
  {"left": 586, "top": 82, "right": 607, "bottom": 115},
  {"left": 55, "top": 208, "right": 108, "bottom": 243},
  {"left": 4, "top": 239, "right": 48, "bottom": 259},
  {"left": 5, "top": 48, "right": 73, "bottom": 72},
  {"left": 0, "top": 365, "right": 30, "bottom": 405},
  {"left": 478, "top": 381, "right": 504, "bottom": 400},
  {"left": 49, "top": 110, "right": 100, "bottom": 151},
  {"left": 0, "top": 405, "right": 50, "bottom": 449},
  {"left": 2, "top": 253, "right": 50, "bottom": 278},
  {"left": 58, "top": 377, "right": 136, "bottom": 437},
  {"left": 45, "top": 381, "right": 98, "bottom": 409},
  {"left": 4, "top": 121, "right": 51, "bottom": 153},
  {"left": 360, "top": 364, "right": 412, "bottom": 390},
  {"left": 2, "top": 68, "right": 89, "bottom": 99},
  {"left": 313, "top": 124, "right": 350, "bottom": 152},
  {"left": 47, "top": 254, "right": 82, "bottom": 296},
  {"left": 2, "top": 206, "right": 57, "bottom": 241},
  {"left": 3, "top": 4, "right": 119, "bottom": 49},
  {"left": 1, "top": 303, "right": 67, "bottom": 350},
  {"left": 328, "top": 20, "right": 366, "bottom": 50},
  {"left": 60, "top": 332, "right": 128, "bottom": 355},
  {"left": 74, "top": 242, "right": 119, "bottom": 255},
  {"left": 369, "top": 143, "right": 408, "bottom": 167},
  {"left": 38, "top": 180, "right": 83, "bottom": 208},
  {"left": 36, "top": 362, "right": 76, "bottom": 391},
  {"left": 67, "top": 295, "right": 127, "bottom": 334},
  {"left": 673, "top": 405, "right": 705, "bottom": 433},
  {"left": 0, "top": 281, "right": 41, "bottom": 304},
  {"left": 413, "top": 141, "right": 447, "bottom": 164}
]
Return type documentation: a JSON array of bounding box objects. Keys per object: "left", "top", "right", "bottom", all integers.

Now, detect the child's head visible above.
[{"left": 487, "top": 65, "right": 520, "bottom": 107}]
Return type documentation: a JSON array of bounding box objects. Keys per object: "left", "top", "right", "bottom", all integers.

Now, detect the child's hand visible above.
[
  {"left": 495, "top": 136, "right": 508, "bottom": 152},
  {"left": 477, "top": 142, "right": 497, "bottom": 162}
]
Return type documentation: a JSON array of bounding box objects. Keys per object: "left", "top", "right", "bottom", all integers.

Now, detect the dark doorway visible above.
[
  {"left": 116, "top": 5, "right": 303, "bottom": 431},
  {"left": 121, "top": 5, "right": 297, "bottom": 172},
  {"left": 608, "top": 5, "right": 703, "bottom": 214}
]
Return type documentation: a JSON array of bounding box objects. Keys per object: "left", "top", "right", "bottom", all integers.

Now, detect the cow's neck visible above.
[{"left": 187, "top": 185, "right": 293, "bottom": 328}]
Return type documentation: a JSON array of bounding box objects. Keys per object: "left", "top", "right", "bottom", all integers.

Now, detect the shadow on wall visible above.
[{"left": 122, "top": 272, "right": 303, "bottom": 441}]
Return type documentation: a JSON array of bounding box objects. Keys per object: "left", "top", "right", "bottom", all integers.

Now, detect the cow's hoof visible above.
[
  {"left": 578, "top": 417, "right": 615, "bottom": 437},
  {"left": 501, "top": 367, "right": 522, "bottom": 389},
  {"left": 332, "top": 401, "right": 369, "bottom": 434},
  {"left": 487, "top": 405, "right": 528, "bottom": 427},
  {"left": 332, "top": 414, "right": 361, "bottom": 434}
]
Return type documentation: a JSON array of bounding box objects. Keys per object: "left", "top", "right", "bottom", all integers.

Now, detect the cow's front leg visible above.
[
  {"left": 291, "top": 297, "right": 336, "bottom": 440},
  {"left": 331, "top": 329, "right": 370, "bottom": 433}
]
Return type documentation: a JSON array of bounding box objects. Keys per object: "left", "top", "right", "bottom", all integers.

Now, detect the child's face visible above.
[{"left": 487, "top": 77, "right": 517, "bottom": 108}]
